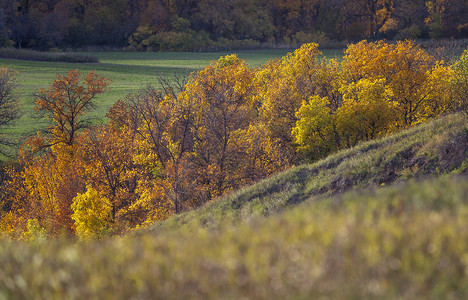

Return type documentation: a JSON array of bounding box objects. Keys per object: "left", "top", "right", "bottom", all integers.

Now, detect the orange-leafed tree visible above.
[
  {"left": 103, "top": 83, "right": 192, "bottom": 220},
  {"left": 122, "top": 83, "right": 197, "bottom": 215},
  {"left": 76, "top": 123, "right": 152, "bottom": 231},
  {"left": 1, "top": 70, "right": 110, "bottom": 237},
  {"left": 342, "top": 40, "right": 451, "bottom": 127},
  {"left": 188, "top": 54, "right": 289, "bottom": 198},
  {"left": 180, "top": 54, "right": 258, "bottom": 199},
  {"left": 35, "top": 69, "right": 109, "bottom": 147}
]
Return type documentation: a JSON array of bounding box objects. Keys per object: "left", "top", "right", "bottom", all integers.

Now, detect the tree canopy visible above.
[
  {"left": 1, "top": 0, "right": 467, "bottom": 50},
  {"left": 1, "top": 41, "right": 467, "bottom": 238}
]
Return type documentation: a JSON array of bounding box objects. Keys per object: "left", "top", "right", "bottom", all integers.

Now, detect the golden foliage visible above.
[
  {"left": 1, "top": 41, "right": 463, "bottom": 238},
  {"left": 343, "top": 40, "right": 449, "bottom": 127},
  {"left": 293, "top": 41, "right": 456, "bottom": 160},
  {"left": 71, "top": 186, "right": 112, "bottom": 239},
  {"left": 452, "top": 48, "right": 468, "bottom": 114}
]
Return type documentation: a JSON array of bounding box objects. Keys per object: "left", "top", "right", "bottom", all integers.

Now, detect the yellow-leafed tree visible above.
[
  {"left": 257, "top": 43, "right": 342, "bottom": 162},
  {"left": 343, "top": 40, "right": 451, "bottom": 127},
  {"left": 71, "top": 186, "right": 112, "bottom": 239}
]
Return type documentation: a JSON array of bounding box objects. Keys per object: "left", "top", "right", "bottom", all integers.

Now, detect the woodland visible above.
[
  {"left": 1, "top": 0, "right": 468, "bottom": 51},
  {"left": 0, "top": 40, "right": 467, "bottom": 238}
]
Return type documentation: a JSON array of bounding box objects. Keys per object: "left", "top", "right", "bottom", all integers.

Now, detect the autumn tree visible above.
[
  {"left": 343, "top": 40, "right": 449, "bottom": 127},
  {"left": 71, "top": 185, "right": 112, "bottom": 239},
  {"left": 76, "top": 125, "right": 142, "bottom": 230},
  {"left": 0, "top": 70, "right": 110, "bottom": 237},
  {"left": 76, "top": 94, "right": 176, "bottom": 231},
  {"left": 292, "top": 95, "right": 337, "bottom": 160},
  {"left": 257, "top": 43, "right": 342, "bottom": 162},
  {"left": 452, "top": 48, "right": 468, "bottom": 114},
  {"left": 35, "top": 69, "right": 109, "bottom": 147},
  {"left": 122, "top": 82, "right": 196, "bottom": 214},
  {"left": 0, "top": 68, "right": 20, "bottom": 154},
  {"left": 292, "top": 79, "right": 397, "bottom": 161},
  {"left": 337, "top": 78, "right": 396, "bottom": 143},
  {"left": 179, "top": 54, "right": 257, "bottom": 198}
]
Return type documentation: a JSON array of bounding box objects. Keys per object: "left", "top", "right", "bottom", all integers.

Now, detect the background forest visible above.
[{"left": 1, "top": 0, "right": 468, "bottom": 51}]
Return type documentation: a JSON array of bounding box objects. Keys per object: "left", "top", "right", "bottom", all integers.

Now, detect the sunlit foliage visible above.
[
  {"left": 292, "top": 40, "right": 458, "bottom": 160},
  {"left": 342, "top": 40, "right": 449, "bottom": 127},
  {"left": 1, "top": 41, "right": 465, "bottom": 238},
  {"left": 71, "top": 186, "right": 112, "bottom": 240},
  {"left": 452, "top": 48, "right": 468, "bottom": 114},
  {"left": 257, "top": 43, "right": 342, "bottom": 161}
]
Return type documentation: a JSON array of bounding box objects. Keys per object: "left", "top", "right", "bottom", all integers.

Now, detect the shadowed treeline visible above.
[{"left": 1, "top": 0, "right": 468, "bottom": 51}]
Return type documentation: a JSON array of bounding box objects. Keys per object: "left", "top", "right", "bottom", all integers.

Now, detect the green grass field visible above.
[{"left": 1, "top": 49, "right": 344, "bottom": 144}]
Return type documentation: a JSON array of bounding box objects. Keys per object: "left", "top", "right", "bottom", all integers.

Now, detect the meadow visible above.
[
  {"left": 0, "top": 49, "right": 344, "bottom": 140},
  {"left": 0, "top": 50, "right": 289, "bottom": 139}
]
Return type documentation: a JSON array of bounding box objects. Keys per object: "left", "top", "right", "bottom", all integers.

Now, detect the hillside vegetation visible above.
[
  {"left": 1, "top": 41, "right": 467, "bottom": 238},
  {"left": 152, "top": 112, "right": 468, "bottom": 232},
  {"left": 0, "top": 113, "right": 467, "bottom": 299}
]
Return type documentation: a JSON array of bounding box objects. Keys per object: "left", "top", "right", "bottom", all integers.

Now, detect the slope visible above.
[
  {"left": 1, "top": 113, "right": 467, "bottom": 300},
  {"left": 151, "top": 112, "right": 468, "bottom": 232}
]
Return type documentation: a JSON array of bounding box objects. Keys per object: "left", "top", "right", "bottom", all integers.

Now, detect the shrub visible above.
[
  {"left": 153, "top": 31, "right": 213, "bottom": 52},
  {"left": 0, "top": 48, "right": 99, "bottom": 63},
  {"left": 292, "top": 31, "right": 330, "bottom": 46},
  {"left": 452, "top": 48, "right": 468, "bottom": 114},
  {"left": 395, "top": 24, "right": 422, "bottom": 40}
]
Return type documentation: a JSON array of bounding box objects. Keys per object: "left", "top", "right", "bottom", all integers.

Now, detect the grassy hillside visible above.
[
  {"left": 0, "top": 113, "right": 467, "bottom": 299},
  {"left": 151, "top": 112, "right": 468, "bottom": 232},
  {"left": 3, "top": 176, "right": 467, "bottom": 300}
]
